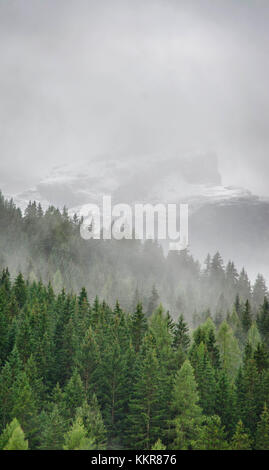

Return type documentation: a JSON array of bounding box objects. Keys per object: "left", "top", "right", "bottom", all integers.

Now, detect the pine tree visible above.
[
  {"left": 169, "top": 360, "right": 202, "bottom": 450},
  {"left": 63, "top": 369, "right": 85, "bottom": 420},
  {"left": 131, "top": 287, "right": 141, "bottom": 312},
  {"left": 257, "top": 297, "right": 269, "bottom": 344},
  {"left": 217, "top": 321, "right": 241, "bottom": 379},
  {"left": 231, "top": 420, "right": 252, "bottom": 450},
  {"left": 75, "top": 395, "right": 107, "bottom": 449},
  {"left": 54, "top": 295, "right": 76, "bottom": 385},
  {"left": 238, "top": 269, "right": 251, "bottom": 303},
  {"left": 39, "top": 405, "right": 66, "bottom": 450},
  {"left": 131, "top": 303, "right": 147, "bottom": 353},
  {"left": 63, "top": 417, "right": 95, "bottom": 450},
  {"left": 207, "top": 327, "right": 221, "bottom": 369},
  {"left": 247, "top": 322, "right": 261, "bottom": 351},
  {"left": 147, "top": 285, "right": 159, "bottom": 317},
  {"left": 255, "top": 403, "right": 269, "bottom": 450},
  {"left": 0, "top": 289, "right": 9, "bottom": 363},
  {"left": 13, "top": 273, "right": 27, "bottom": 309},
  {"left": 14, "top": 311, "right": 32, "bottom": 364},
  {"left": 0, "top": 418, "right": 28, "bottom": 450},
  {"left": 243, "top": 341, "right": 253, "bottom": 364},
  {"left": 210, "top": 252, "right": 225, "bottom": 288},
  {"left": 50, "top": 382, "right": 66, "bottom": 416},
  {"left": 191, "top": 318, "right": 219, "bottom": 369},
  {"left": 11, "top": 371, "right": 38, "bottom": 445},
  {"left": 254, "top": 342, "right": 269, "bottom": 373},
  {"left": 237, "top": 358, "right": 261, "bottom": 436},
  {"left": 152, "top": 438, "right": 166, "bottom": 450},
  {"left": 194, "top": 344, "right": 217, "bottom": 416},
  {"left": 76, "top": 326, "right": 99, "bottom": 393},
  {"left": 149, "top": 307, "right": 175, "bottom": 432},
  {"left": 234, "top": 294, "right": 242, "bottom": 317},
  {"left": 0, "top": 346, "right": 23, "bottom": 430},
  {"left": 242, "top": 300, "right": 252, "bottom": 334},
  {"left": 24, "top": 354, "right": 46, "bottom": 410},
  {"left": 0, "top": 362, "right": 13, "bottom": 431},
  {"left": 0, "top": 268, "right": 11, "bottom": 295},
  {"left": 225, "top": 261, "right": 238, "bottom": 299},
  {"left": 77, "top": 287, "right": 90, "bottom": 337},
  {"left": 253, "top": 275, "right": 268, "bottom": 312},
  {"left": 192, "top": 415, "right": 229, "bottom": 450},
  {"left": 94, "top": 311, "right": 131, "bottom": 434},
  {"left": 173, "top": 314, "right": 190, "bottom": 353},
  {"left": 215, "top": 371, "right": 236, "bottom": 437},
  {"left": 128, "top": 336, "right": 162, "bottom": 449}
]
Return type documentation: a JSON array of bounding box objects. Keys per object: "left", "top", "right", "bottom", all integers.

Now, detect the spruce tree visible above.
[
  {"left": 231, "top": 420, "right": 252, "bottom": 450},
  {"left": 13, "top": 272, "right": 27, "bottom": 309},
  {"left": 131, "top": 303, "right": 147, "bottom": 353},
  {"left": 169, "top": 360, "right": 202, "bottom": 450},
  {"left": 0, "top": 346, "right": 23, "bottom": 430},
  {"left": 247, "top": 323, "right": 262, "bottom": 351},
  {"left": 242, "top": 300, "right": 252, "bottom": 335},
  {"left": 39, "top": 405, "right": 66, "bottom": 450},
  {"left": 217, "top": 321, "right": 241, "bottom": 379},
  {"left": 75, "top": 395, "right": 107, "bottom": 449},
  {"left": 147, "top": 285, "right": 159, "bottom": 317},
  {"left": 76, "top": 326, "right": 99, "bottom": 393},
  {"left": 0, "top": 418, "right": 28, "bottom": 450},
  {"left": 192, "top": 415, "right": 229, "bottom": 450},
  {"left": 152, "top": 438, "right": 166, "bottom": 450},
  {"left": 255, "top": 403, "right": 269, "bottom": 450},
  {"left": 11, "top": 371, "right": 38, "bottom": 446},
  {"left": 254, "top": 342, "right": 269, "bottom": 373},
  {"left": 128, "top": 335, "right": 162, "bottom": 449},
  {"left": 194, "top": 344, "right": 217, "bottom": 416},
  {"left": 215, "top": 371, "right": 236, "bottom": 437},
  {"left": 63, "top": 417, "right": 95, "bottom": 450},
  {"left": 257, "top": 297, "right": 269, "bottom": 344},
  {"left": 173, "top": 314, "right": 190, "bottom": 353},
  {"left": 63, "top": 369, "right": 85, "bottom": 420},
  {"left": 237, "top": 358, "right": 260, "bottom": 437},
  {"left": 253, "top": 275, "right": 268, "bottom": 312}
]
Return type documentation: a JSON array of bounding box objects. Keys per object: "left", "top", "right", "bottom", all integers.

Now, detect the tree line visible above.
[
  {"left": 0, "top": 191, "right": 268, "bottom": 320},
  {"left": 0, "top": 269, "right": 269, "bottom": 449}
]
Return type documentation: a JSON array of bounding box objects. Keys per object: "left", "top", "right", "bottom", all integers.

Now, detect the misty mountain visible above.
[{"left": 9, "top": 152, "right": 269, "bottom": 282}]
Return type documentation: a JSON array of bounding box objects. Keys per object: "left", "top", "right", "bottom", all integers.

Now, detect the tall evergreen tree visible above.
[
  {"left": 217, "top": 321, "right": 241, "bottom": 379},
  {"left": 215, "top": 371, "right": 236, "bottom": 437},
  {"left": 242, "top": 300, "right": 252, "bottom": 335},
  {"left": 192, "top": 415, "right": 229, "bottom": 450},
  {"left": 0, "top": 418, "right": 28, "bottom": 450},
  {"left": 128, "top": 335, "right": 163, "bottom": 449},
  {"left": 131, "top": 303, "right": 147, "bottom": 353},
  {"left": 75, "top": 395, "right": 107, "bottom": 449},
  {"left": 173, "top": 314, "right": 190, "bottom": 353},
  {"left": 39, "top": 405, "right": 66, "bottom": 450},
  {"left": 63, "top": 417, "right": 95, "bottom": 450},
  {"left": 169, "top": 360, "right": 202, "bottom": 450},
  {"left": 63, "top": 369, "right": 85, "bottom": 421},
  {"left": 255, "top": 403, "right": 269, "bottom": 450},
  {"left": 147, "top": 285, "right": 160, "bottom": 317},
  {"left": 231, "top": 420, "right": 252, "bottom": 450}
]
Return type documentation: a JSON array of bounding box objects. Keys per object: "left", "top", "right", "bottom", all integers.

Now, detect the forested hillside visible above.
[
  {"left": 0, "top": 191, "right": 267, "bottom": 322},
  {"left": 0, "top": 270, "right": 269, "bottom": 449},
  {"left": 1, "top": 191, "right": 269, "bottom": 450}
]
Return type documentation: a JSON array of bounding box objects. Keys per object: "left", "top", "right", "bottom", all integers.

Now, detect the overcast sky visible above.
[{"left": 0, "top": 0, "right": 269, "bottom": 195}]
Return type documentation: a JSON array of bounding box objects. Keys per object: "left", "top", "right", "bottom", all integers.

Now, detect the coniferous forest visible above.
[{"left": 1, "top": 193, "right": 269, "bottom": 450}]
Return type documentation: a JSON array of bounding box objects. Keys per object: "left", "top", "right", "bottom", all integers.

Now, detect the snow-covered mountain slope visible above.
[{"left": 8, "top": 152, "right": 222, "bottom": 209}]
